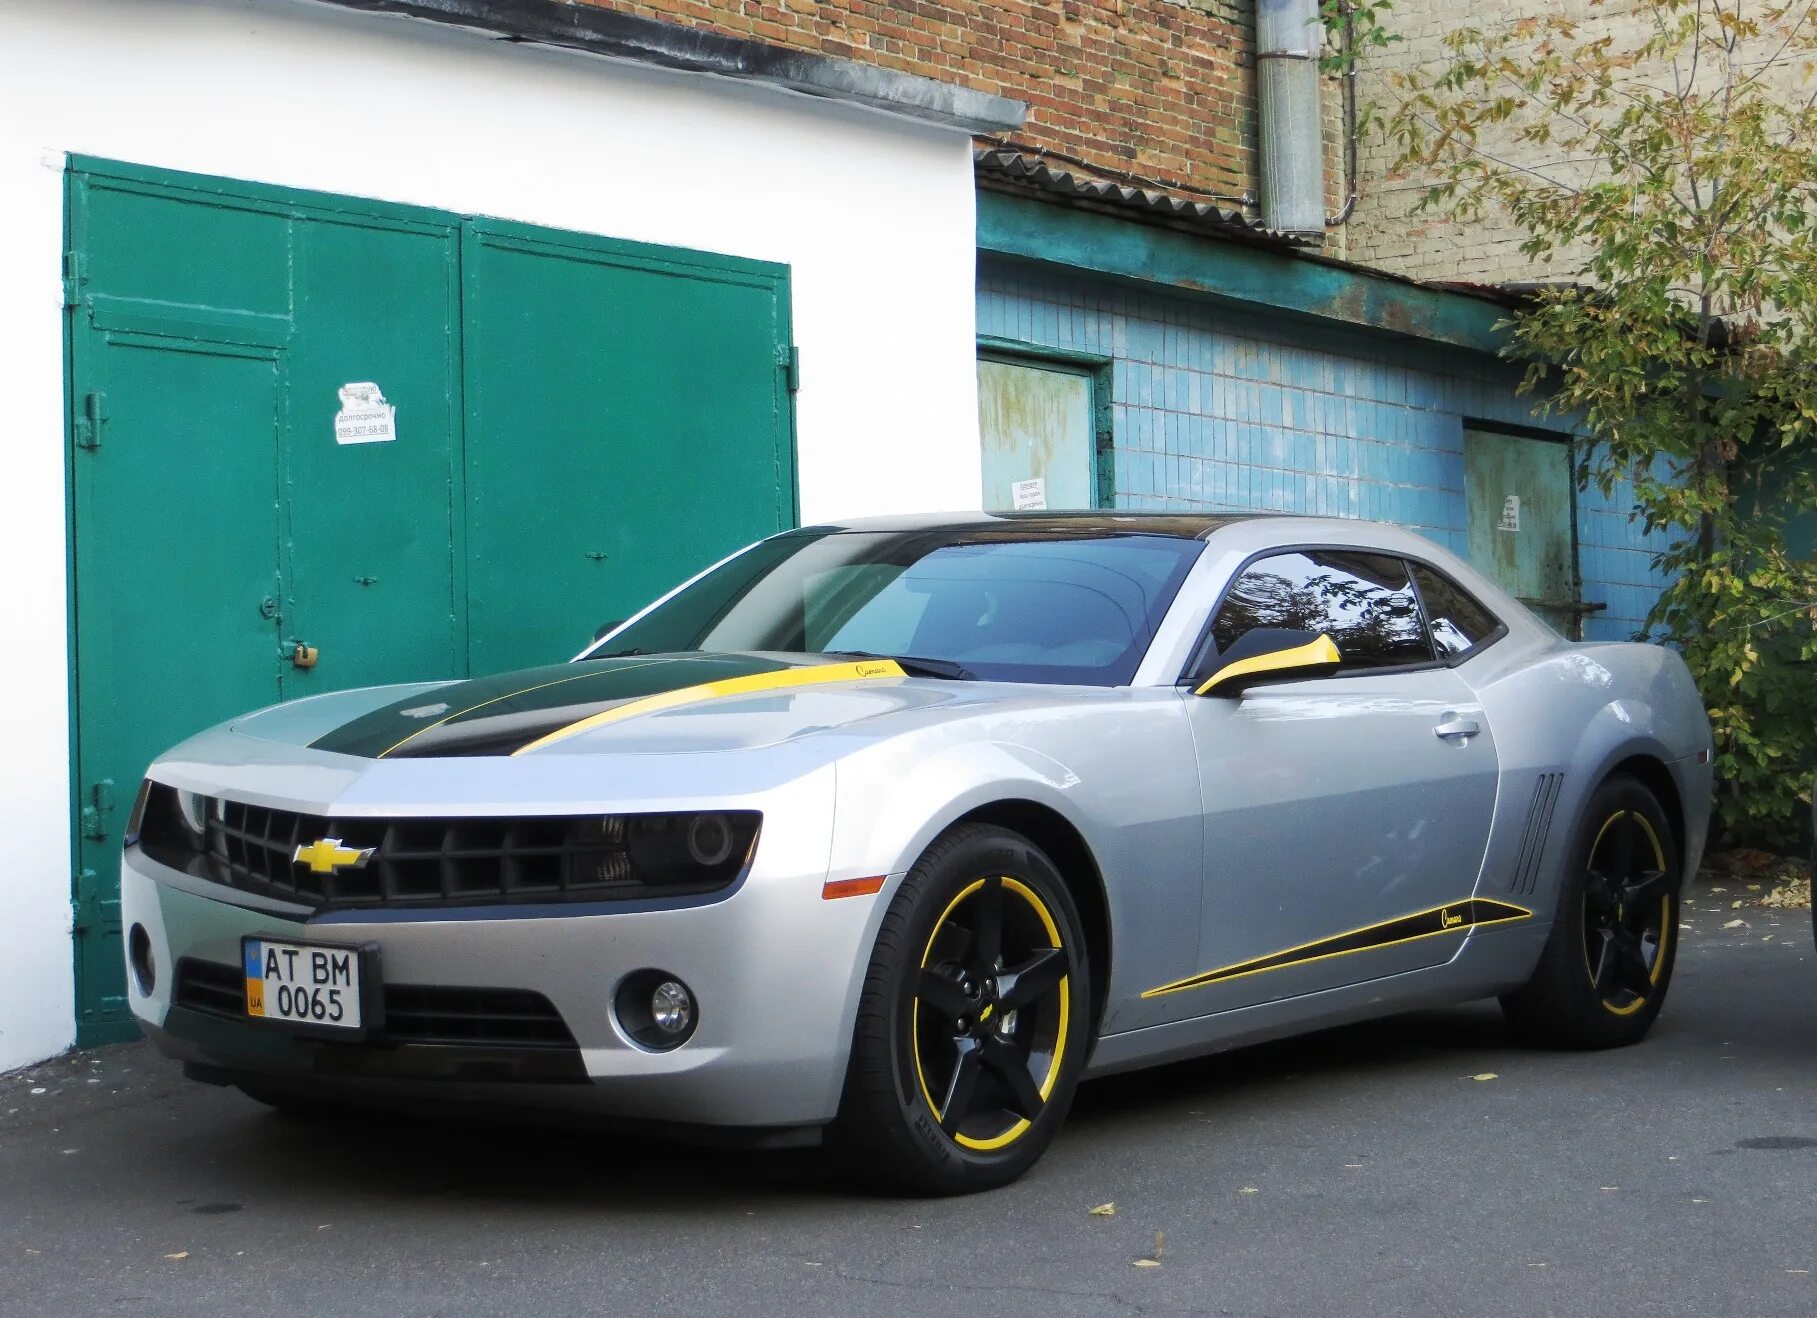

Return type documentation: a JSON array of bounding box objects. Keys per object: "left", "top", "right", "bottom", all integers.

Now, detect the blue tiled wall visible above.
[{"left": 977, "top": 258, "right": 1673, "bottom": 641}]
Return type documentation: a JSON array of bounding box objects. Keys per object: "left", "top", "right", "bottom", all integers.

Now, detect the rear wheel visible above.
[
  {"left": 1501, "top": 774, "right": 1680, "bottom": 1048},
  {"left": 833, "top": 824, "right": 1091, "bottom": 1194}
]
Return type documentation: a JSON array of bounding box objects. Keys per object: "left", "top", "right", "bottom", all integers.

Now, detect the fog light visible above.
[
  {"left": 651, "top": 980, "right": 693, "bottom": 1036},
  {"left": 128, "top": 923, "right": 156, "bottom": 996},
  {"left": 615, "top": 969, "right": 699, "bottom": 1050}
]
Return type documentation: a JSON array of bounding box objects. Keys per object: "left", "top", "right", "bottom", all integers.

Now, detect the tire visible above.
[
  {"left": 1501, "top": 774, "right": 1681, "bottom": 1048},
  {"left": 832, "top": 823, "right": 1093, "bottom": 1195}
]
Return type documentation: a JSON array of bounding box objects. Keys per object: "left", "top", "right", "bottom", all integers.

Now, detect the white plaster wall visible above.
[{"left": 0, "top": 0, "right": 984, "bottom": 1071}]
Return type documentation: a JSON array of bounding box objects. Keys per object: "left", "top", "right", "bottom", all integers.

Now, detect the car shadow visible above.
[
  {"left": 187, "top": 999, "right": 1521, "bottom": 1207},
  {"left": 1067, "top": 999, "right": 1514, "bottom": 1129}
]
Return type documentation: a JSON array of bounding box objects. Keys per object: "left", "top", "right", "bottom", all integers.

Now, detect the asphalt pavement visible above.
[{"left": 4, "top": 887, "right": 1814, "bottom": 1318}]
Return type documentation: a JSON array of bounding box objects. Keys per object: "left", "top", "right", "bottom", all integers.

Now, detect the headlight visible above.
[
  {"left": 623, "top": 811, "right": 760, "bottom": 887},
  {"left": 174, "top": 789, "right": 211, "bottom": 843}
]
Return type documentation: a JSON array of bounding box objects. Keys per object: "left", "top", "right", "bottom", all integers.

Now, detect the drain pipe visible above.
[{"left": 1256, "top": 0, "right": 1327, "bottom": 236}]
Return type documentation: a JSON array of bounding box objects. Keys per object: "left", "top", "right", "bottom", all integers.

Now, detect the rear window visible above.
[{"left": 1410, "top": 563, "right": 1502, "bottom": 658}]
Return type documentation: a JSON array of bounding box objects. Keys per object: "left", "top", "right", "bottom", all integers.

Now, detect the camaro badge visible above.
[{"left": 293, "top": 837, "right": 375, "bottom": 875}]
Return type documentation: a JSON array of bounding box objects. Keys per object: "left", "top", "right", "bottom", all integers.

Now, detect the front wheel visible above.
[
  {"left": 1501, "top": 774, "right": 1680, "bottom": 1048},
  {"left": 833, "top": 824, "right": 1092, "bottom": 1194}
]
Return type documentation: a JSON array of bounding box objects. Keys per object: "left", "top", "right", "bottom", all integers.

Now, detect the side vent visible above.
[{"left": 1510, "top": 773, "right": 1564, "bottom": 895}]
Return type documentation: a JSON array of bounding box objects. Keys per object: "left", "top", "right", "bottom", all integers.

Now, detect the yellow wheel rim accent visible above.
[
  {"left": 911, "top": 876, "right": 1071, "bottom": 1152},
  {"left": 1582, "top": 810, "right": 1671, "bottom": 1017}
]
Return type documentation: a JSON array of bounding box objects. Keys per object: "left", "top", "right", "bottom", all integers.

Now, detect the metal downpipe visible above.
[{"left": 1256, "top": 0, "right": 1327, "bottom": 235}]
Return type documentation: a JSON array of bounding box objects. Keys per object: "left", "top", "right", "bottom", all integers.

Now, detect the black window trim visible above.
[{"left": 1177, "top": 542, "right": 1510, "bottom": 687}]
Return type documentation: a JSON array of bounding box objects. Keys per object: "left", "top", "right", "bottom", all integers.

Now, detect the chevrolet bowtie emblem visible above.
[{"left": 293, "top": 837, "right": 375, "bottom": 875}]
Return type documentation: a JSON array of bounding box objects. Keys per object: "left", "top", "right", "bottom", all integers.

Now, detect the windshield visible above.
[{"left": 593, "top": 527, "right": 1204, "bottom": 686}]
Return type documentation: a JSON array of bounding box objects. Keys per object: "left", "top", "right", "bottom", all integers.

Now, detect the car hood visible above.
[{"left": 228, "top": 652, "right": 1019, "bottom": 759}]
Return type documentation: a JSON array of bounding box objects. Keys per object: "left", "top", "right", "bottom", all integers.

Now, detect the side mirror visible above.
[
  {"left": 1194, "top": 628, "right": 1342, "bottom": 697},
  {"left": 594, "top": 619, "right": 625, "bottom": 642}
]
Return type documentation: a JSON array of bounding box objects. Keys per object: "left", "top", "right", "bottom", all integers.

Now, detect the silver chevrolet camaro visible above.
[{"left": 123, "top": 512, "right": 1712, "bottom": 1192}]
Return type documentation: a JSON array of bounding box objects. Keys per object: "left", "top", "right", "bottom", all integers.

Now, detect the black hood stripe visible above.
[
  {"left": 307, "top": 653, "right": 889, "bottom": 759},
  {"left": 376, "top": 658, "right": 673, "bottom": 759}
]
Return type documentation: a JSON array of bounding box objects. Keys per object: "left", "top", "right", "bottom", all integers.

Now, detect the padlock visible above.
[{"left": 292, "top": 643, "right": 319, "bottom": 669}]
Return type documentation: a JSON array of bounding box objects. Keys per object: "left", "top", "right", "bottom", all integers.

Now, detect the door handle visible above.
[{"left": 1434, "top": 714, "right": 1480, "bottom": 742}]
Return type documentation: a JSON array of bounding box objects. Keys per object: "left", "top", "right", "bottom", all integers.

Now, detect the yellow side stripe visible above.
[
  {"left": 1141, "top": 897, "right": 1533, "bottom": 999},
  {"left": 509, "top": 659, "right": 907, "bottom": 756}
]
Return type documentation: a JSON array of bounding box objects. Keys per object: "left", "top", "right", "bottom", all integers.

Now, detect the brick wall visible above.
[
  {"left": 1350, "top": 0, "right": 1812, "bottom": 281},
  {"left": 581, "top": 1, "right": 1272, "bottom": 213}
]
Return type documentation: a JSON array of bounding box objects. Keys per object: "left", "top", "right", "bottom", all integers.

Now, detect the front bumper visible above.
[{"left": 121, "top": 844, "right": 888, "bottom": 1130}]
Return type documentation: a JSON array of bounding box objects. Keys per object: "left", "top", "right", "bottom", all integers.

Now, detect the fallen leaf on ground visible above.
[
  {"left": 1723, "top": 919, "right": 1746, "bottom": 929},
  {"left": 1239, "top": 1186, "right": 1259, "bottom": 1194},
  {"left": 1132, "top": 1258, "right": 1161, "bottom": 1268},
  {"left": 163, "top": 1252, "right": 188, "bottom": 1261},
  {"left": 1471, "top": 1072, "right": 1499, "bottom": 1081},
  {"left": 1089, "top": 1203, "right": 1116, "bottom": 1216},
  {"left": 1762, "top": 877, "right": 1813, "bottom": 910}
]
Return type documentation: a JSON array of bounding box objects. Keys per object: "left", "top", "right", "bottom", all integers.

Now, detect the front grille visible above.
[
  {"left": 138, "top": 785, "right": 748, "bottom": 912},
  {"left": 172, "top": 959, "right": 578, "bottom": 1050}
]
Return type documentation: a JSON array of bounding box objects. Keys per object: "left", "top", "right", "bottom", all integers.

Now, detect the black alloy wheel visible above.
[
  {"left": 834, "top": 823, "right": 1091, "bottom": 1194},
  {"left": 1502, "top": 773, "right": 1681, "bottom": 1048},
  {"left": 912, "top": 873, "right": 1073, "bottom": 1150},
  {"left": 1581, "top": 807, "right": 1674, "bottom": 1017}
]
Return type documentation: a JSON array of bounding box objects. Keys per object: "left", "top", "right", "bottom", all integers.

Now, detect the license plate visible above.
[{"left": 242, "top": 937, "right": 368, "bottom": 1033}]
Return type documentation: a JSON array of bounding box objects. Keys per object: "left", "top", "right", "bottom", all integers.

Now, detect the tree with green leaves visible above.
[{"left": 1366, "top": 0, "right": 1817, "bottom": 847}]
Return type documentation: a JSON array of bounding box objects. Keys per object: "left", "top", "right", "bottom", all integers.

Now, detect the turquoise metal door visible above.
[
  {"left": 68, "top": 334, "right": 288, "bottom": 1039},
  {"left": 66, "top": 166, "right": 466, "bottom": 1038},
  {"left": 1464, "top": 428, "right": 1580, "bottom": 636},
  {"left": 65, "top": 161, "right": 798, "bottom": 1036},
  {"left": 281, "top": 214, "right": 464, "bottom": 693},
  {"left": 977, "top": 353, "right": 1100, "bottom": 511},
  {"left": 461, "top": 223, "right": 797, "bottom": 671}
]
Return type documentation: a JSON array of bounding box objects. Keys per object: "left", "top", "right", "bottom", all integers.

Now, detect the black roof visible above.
[{"left": 802, "top": 510, "right": 1277, "bottom": 541}]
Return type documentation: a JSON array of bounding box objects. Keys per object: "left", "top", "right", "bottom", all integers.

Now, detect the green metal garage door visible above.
[{"left": 65, "top": 160, "right": 797, "bottom": 1040}]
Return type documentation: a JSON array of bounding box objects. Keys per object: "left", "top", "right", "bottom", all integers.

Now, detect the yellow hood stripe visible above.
[{"left": 508, "top": 659, "right": 907, "bottom": 755}]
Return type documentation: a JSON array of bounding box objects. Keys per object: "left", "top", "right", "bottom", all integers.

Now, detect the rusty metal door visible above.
[
  {"left": 1464, "top": 428, "right": 1580, "bottom": 635},
  {"left": 978, "top": 354, "right": 1101, "bottom": 511}
]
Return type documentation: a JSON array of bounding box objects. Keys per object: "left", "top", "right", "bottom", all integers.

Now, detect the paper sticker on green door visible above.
[
  {"left": 333, "top": 382, "right": 398, "bottom": 445},
  {"left": 1464, "top": 428, "right": 1582, "bottom": 636}
]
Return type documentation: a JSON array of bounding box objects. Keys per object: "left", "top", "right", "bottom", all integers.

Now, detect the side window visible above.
[
  {"left": 1409, "top": 562, "right": 1502, "bottom": 658},
  {"left": 1211, "top": 550, "right": 1435, "bottom": 671}
]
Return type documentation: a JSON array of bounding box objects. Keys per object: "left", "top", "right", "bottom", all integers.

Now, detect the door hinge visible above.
[
  {"left": 778, "top": 344, "right": 801, "bottom": 393},
  {"left": 63, "top": 249, "right": 87, "bottom": 309},
  {"left": 74, "top": 391, "right": 107, "bottom": 451},
  {"left": 81, "top": 779, "right": 115, "bottom": 841}
]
